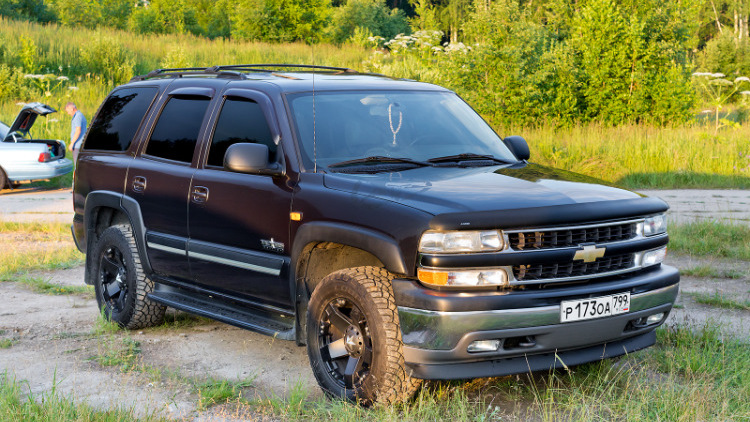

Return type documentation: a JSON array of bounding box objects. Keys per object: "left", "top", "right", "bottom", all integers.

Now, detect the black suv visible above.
[{"left": 72, "top": 64, "right": 679, "bottom": 405}]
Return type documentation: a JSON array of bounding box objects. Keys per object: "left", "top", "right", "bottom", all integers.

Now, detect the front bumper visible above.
[{"left": 393, "top": 265, "right": 679, "bottom": 379}]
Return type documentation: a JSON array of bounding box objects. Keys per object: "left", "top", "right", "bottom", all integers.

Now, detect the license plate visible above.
[{"left": 560, "top": 292, "right": 630, "bottom": 323}]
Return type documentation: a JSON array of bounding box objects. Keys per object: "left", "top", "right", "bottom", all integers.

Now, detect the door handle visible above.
[
  {"left": 191, "top": 186, "right": 209, "bottom": 204},
  {"left": 132, "top": 176, "right": 147, "bottom": 193}
]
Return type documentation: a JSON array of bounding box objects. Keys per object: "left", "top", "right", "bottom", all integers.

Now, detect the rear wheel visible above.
[
  {"left": 91, "top": 225, "right": 166, "bottom": 329},
  {"left": 306, "top": 266, "right": 421, "bottom": 406}
]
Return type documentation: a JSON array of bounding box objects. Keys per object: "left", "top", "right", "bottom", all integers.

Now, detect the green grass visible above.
[
  {"left": 681, "top": 265, "right": 746, "bottom": 279},
  {"left": 196, "top": 377, "right": 256, "bottom": 410},
  {"left": 689, "top": 292, "right": 750, "bottom": 311},
  {"left": 16, "top": 275, "right": 92, "bottom": 296},
  {"left": 668, "top": 221, "right": 750, "bottom": 260},
  {"left": 0, "top": 372, "right": 166, "bottom": 422},
  {"left": 0, "top": 339, "right": 16, "bottom": 349}
]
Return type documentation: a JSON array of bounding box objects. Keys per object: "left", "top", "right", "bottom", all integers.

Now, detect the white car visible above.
[{"left": 0, "top": 103, "right": 74, "bottom": 190}]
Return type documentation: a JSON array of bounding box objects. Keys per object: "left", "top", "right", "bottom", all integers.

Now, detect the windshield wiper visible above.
[
  {"left": 328, "top": 156, "right": 433, "bottom": 169},
  {"left": 427, "top": 153, "right": 511, "bottom": 165}
]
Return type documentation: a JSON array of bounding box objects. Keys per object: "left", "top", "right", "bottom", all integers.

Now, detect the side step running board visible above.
[{"left": 148, "top": 286, "right": 296, "bottom": 341}]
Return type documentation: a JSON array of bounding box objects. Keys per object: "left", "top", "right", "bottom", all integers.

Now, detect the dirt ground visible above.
[{"left": 0, "top": 188, "right": 748, "bottom": 420}]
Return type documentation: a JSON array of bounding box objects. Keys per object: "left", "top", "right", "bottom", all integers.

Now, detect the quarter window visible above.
[
  {"left": 207, "top": 97, "right": 275, "bottom": 168},
  {"left": 146, "top": 96, "right": 210, "bottom": 163},
  {"left": 84, "top": 87, "right": 158, "bottom": 151}
]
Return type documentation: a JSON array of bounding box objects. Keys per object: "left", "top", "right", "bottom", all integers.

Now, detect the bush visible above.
[
  {"left": 0, "top": 64, "right": 31, "bottom": 101},
  {"left": 78, "top": 37, "right": 134, "bottom": 84},
  {"left": 327, "top": 0, "right": 410, "bottom": 45}
]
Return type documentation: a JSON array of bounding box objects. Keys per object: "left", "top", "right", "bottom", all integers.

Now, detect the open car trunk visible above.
[{"left": 3, "top": 102, "right": 67, "bottom": 159}]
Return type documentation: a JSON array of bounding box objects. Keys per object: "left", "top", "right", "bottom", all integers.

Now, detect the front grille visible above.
[
  {"left": 508, "top": 222, "right": 637, "bottom": 251},
  {"left": 513, "top": 253, "right": 635, "bottom": 282}
]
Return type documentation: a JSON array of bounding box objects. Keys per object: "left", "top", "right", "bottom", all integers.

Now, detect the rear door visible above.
[
  {"left": 126, "top": 86, "right": 215, "bottom": 280},
  {"left": 188, "top": 89, "right": 294, "bottom": 309}
]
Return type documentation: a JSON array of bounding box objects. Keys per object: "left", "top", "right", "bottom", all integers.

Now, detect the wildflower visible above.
[
  {"left": 68, "top": 86, "right": 79, "bottom": 91},
  {"left": 692, "top": 72, "right": 713, "bottom": 77},
  {"left": 24, "top": 74, "right": 44, "bottom": 79},
  {"left": 58, "top": 66, "right": 63, "bottom": 72},
  {"left": 741, "top": 91, "right": 750, "bottom": 96},
  {"left": 712, "top": 73, "right": 726, "bottom": 78},
  {"left": 56, "top": 76, "right": 69, "bottom": 81},
  {"left": 15, "top": 102, "right": 26, "bottom": 106}
]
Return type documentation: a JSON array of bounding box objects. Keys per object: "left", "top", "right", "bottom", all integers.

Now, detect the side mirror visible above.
[
  {"left": 502, "top": 136, "right": 530, "bottom": 161},
  {"left": 224, "top": 143, "right": 284, "bottom": 176}
]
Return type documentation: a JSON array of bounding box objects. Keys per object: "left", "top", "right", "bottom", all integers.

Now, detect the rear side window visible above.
[
  {"left": 207, "top": 97, "right": 275, "bottom": 167},
  {"left": 84, "top": 87, "right": 158, "bottom": 151},
  {"left": 145, "top": 96, "right": 210, "bottom": 163}
]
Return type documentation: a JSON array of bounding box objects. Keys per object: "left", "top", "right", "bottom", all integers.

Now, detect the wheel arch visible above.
[
  {"left": 291, "top": 222, "right": 410, "bottom": 345},
  {"left": 83, "top": 191, "right": 152, "bottom": 280}
]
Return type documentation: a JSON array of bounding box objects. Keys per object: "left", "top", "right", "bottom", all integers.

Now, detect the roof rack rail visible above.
[
  {"left": 129, "top": 66, "right": 245, "bottom": 82},
  {"left": 215, "top": 64, "right": 358, "bottom": 73},
  {"left": 129, "top": 64, "right": 359, "bottom": 82}
]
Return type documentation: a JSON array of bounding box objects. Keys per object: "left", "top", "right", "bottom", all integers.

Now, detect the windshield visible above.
[{"left": 287, "top": 91, "right": 517, "bottom": 171}]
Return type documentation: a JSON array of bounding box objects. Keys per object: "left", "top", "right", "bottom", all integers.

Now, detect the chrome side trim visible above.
[
  {"left": 398, "top": 283, "right": 679, "bottom": 350},
  {"left": 147, "top": 242, "right": 186, "bottom": 256},
  {"left": 189, "top": 251, "right": 281, "bottom": 276}
]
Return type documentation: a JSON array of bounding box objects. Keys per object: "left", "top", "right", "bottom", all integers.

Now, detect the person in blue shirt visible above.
[{"left": 65, "top": 102, "right": 87, "bottom": 162}]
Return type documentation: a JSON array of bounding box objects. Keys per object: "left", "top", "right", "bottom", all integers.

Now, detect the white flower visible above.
[
  {"left": 709, "top": 78, "right": 733, "bottom": 86},
  {"left": 735, "top": 76, "right": 750, "bottom": 83},
  {"left": 24, "top": 74, "right": 44, "bottom": 79},
  {"left": 712, "top": 72, "right": 726, "bottom": 78},
  {"left": 15, "top": 102, "right": 26, "bottom": 106},
  {"left": 741, "top": 91, "right": 750, "bottom": 95},
  {"left": 58, "top": 66, "right": 63, "bottom": 72},
  {"left": 692, "top": 72, "right": 713, "bottom": 77},
  {"left": 68, "top": 86, "right": 79, "bottom": 91},
  {"left": 56, "top": 76, "right": 69, "bottom": 81}
]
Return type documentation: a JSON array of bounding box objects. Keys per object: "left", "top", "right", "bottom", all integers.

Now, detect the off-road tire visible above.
[
  {"left": 91, "top": 224, "right": 166, "bottom": 329},
  {"left": 306, "top": 266, "right": 421, "bottom": 406}
]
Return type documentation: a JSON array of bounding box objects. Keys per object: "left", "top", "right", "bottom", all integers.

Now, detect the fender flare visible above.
[
  {"left": 83, "top": 190, "right": 152, "bottom": 273},
  {"left": 290, "top": 221, "right": 409, "bottom": 345}
]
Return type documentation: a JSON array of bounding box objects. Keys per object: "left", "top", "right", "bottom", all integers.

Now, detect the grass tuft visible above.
[
  {"left": 196, "top": 377, "right": 255, "bottom": 410},
  {"left": 689, "top": 292, "right": 750, "bottom": 311},
  {"left": 680, "top": 265, "right": 746, "bottom": 279},
  {"left": 16, "top": 275, "right": 92, "bottom": 296}
]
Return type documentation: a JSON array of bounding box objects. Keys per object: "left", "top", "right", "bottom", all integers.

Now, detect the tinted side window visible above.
[
  {"left": 145, "top": 96, "right": 210, "bottom": 163},
  {"left": 84, "top": 87, "right": 158, "bottom": 151},
  {"left": 207, "top": 98, "right": 275, "bottom": 167}
]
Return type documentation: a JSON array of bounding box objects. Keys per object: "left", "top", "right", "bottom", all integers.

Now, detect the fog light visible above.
[
  {"left": 647, "top": 313, "right": 664, "bottom": 325},
  {"left": 642, "top": 246, "right": 667, "bottom": 267},
  {"left": 467, "top": 339, "right": 501, "bottom": 353}
]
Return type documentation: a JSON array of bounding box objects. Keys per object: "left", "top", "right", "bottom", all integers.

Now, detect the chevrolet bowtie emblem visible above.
[{"left": 573, "top": 245, "right": 606, "bottom": 263}]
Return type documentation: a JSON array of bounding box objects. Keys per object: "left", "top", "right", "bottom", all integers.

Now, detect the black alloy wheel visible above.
[
  {"left": 99, "top": 245, "right": 129, "bottom": 313},
  {"left": 90, "top": 224, "right": 166, "bottom": 329},
  {"left": 317, "top": 297, "right": 373, "bottom": 390}
]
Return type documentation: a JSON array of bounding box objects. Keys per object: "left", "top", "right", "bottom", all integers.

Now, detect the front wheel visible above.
[
  {"left": 91, "top": 225, "right": 166, "bottom": 329},
  {"left": 306, "top": 266, "right": 421, "bottom": 406}
]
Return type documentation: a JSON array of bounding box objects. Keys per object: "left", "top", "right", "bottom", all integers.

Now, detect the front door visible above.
[{"left": 188, "top": 90, "right": 294, "bottom": 309}]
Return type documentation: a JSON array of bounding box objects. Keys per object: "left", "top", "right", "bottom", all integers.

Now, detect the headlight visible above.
[
  {"left": 419, "top": 230, "right": 505, "bottom": 253},
  {"left": 417, "top": 268, "right": 509, "bottom": 288},
  {"left": 642, "top": 214, "right": 667, "bottom": 236}
]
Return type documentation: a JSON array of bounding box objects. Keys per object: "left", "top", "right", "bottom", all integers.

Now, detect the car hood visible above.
[
  {"left": 323, "top": 163, "right": 644, "bottom": 216},
  {"left": 8, "top": 102, "right": 56, "bottom": 137}
]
